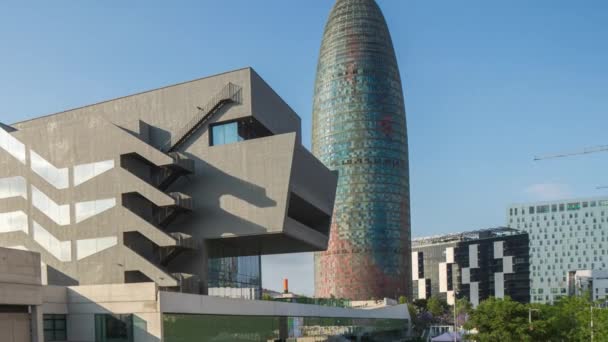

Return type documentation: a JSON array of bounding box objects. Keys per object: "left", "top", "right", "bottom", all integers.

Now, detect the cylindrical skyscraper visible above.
[{"left": 313, "top": 0, "right": 411, "bottom": 300}]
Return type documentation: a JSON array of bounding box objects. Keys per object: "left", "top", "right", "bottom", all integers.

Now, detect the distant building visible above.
[
  {"left": 412, "top": 227, "right": 530, "bottom": 307},
  {"left": 507, "top": 198, "right": 608, "bottom": 303},
  {"left": 568, "top": 270, "right": 608, "bottom": 302}
]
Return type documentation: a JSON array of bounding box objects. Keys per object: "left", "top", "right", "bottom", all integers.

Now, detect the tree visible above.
[
  {"left": 426, "top": 296, "right": 448, "bottom": 318},
  {"left": 454, "top": 297, "right": 473, "bottom": 327},
  {"left": 464, "top": 296, "right": 532, "bottom": 342},
  {"left": 398, "top": 295, "right": 408, "bottom": 304},
  {"left": 261, "top": 293, "right": 273, "bottom": 301}
]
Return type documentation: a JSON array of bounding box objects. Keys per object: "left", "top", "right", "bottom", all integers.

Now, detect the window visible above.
[
  {"left": 77, "top": 236, "right": 117, "bottom": 260},
  {"left": 95, "top": 314, "right": 133, "bottom": 342},
  {"left": 74, "top": 160, "right": 115, "bottom": 186},
  {"left": 537, "top": 205, "right": 550, "bottom": 213},
  {"left": 0, "top": 126, "right": 26, "bottom": 164},
  {"left": 529, "top": 206, "right": 535, "bottom": 214},
  {"left": 552, "top": 204, "right": 558, "bottom": 212},
  {"left": 583, "top": 202, "right": 589, "bottom": 208},
  {"left": 44, "top": 314, "right": 67, "bottom": 342},
  {"left": 210, "top": 118, "right": 272, "bottom": 146},
  {"left": 0, "top": 176, "right": 27, "bottom": 199},
  {"left": 33, "top": 222, "right": 71, "bottom": 262},
  {"left": 31, "top": 186, "right": 70, "bottom": 225},
  {"left": 75, "top": 198, "right": 116, "bottom": 223},
  {"left": 211, "top": 122, "right": 241, "bottom": 146},
  {"left": 567, "top": 202, "right": 581, "bottom": 211},
  {"left": 559, "top": 204, "right": 565, "bottom": 212},
  {"left": 30, "top": 151, "right": 69, "bottom": 189}
]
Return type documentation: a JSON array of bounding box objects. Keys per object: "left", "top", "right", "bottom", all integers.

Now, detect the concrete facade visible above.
[
  {"left": 0, "top": 247, "right": 409, "bottom": 341},
  {"left": 0, "top": 67, "right": 338, "bottom": 294},
  {"left": 0, "top": 248, "right": 44, "bottom": 342}
]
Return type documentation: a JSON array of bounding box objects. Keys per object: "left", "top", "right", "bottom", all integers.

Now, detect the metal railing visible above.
[{"left": 162, "top": 83, "right": 242, "bottom": 152}]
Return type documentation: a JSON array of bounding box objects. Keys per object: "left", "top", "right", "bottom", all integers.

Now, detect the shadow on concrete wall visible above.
[{"left": 167, "top": 156, "right": 277, "bottom": 238}]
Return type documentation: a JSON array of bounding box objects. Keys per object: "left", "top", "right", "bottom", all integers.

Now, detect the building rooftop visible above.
[{"left": 412, "top": 227, "right": 524, "bottom": 247}]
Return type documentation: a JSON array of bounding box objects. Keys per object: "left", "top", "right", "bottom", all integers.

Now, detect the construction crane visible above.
[
  {"left": 533, "top": 145, "right": 608, "bottom": 161},
  {"left": 534, "top": 145, "right": 608, "bottom": 190}
]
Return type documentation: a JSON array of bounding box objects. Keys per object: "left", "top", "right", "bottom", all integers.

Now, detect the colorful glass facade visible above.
[{"left": 313, "top": 0, "right": 411, "bottom": 300}]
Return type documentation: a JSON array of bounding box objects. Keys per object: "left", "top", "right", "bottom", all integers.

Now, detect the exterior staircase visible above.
[{"left": 161, "top": 82, "right": 242, "bottom": 152}]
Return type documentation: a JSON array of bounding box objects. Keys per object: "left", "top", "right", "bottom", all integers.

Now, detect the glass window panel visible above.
[
  {"left": 162, "top": 314, "right": 408, "bottom": 341},
  {"left": 0, "top": 176, "right": 27, "bottom": 199},
  {"left": 0, "top": 127, "right": 26, "bottom": 164},
  {"left": 31, "top": 187, "right": 70, "bottom": 225},
  {"left": 44, "top": 314, "right": 67, "bottom": 342},
  {"left": 73, "top": 160, "right": 115, "bottom": 186},
  {"left": 0, "top": 211, "right": 28, "bottom": 234},
  {"left": 223, "top": 122, "right": 239, "bottom": 144},
  {"left": 30, "top": 151, "right": 69, "bottom": 189},
  {"left": 75, "top": 198, "right": 116, "bottom": 223},
  {"left": 211, "top": 124, "right": 225, "bottom": 146},
  {"left": 95, "top": 314, "right": 133, "bottom": 342},
  {"left": 54, "top": 330, "right": 67, "bottom": 340},
  {"left": 77, "top": 236, "right": 117, "bottom": 260},
  {"left": 33, "top": 222, "right": 71, "bottom": 262},
  {"left": 211, "top": 122, "right": 248, "bottom": 146}
]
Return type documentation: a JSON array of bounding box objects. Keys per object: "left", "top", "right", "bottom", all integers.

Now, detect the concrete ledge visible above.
[{"left": 159, "top": 291, "right": 409, "bottom": 320}]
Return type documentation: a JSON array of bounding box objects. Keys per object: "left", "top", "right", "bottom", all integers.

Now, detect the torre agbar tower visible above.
[{"left": 313, "top": 0, "right": 411, "bottom": 300}]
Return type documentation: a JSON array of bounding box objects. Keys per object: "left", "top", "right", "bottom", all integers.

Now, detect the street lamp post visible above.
[
  {"left": 591, "top": 304, "right": 594, "bottom": 342},
  {"left": 453, "top": 290, "right": 458, "bottom": 342},
  {"left": 528, "top": 308, "right": 539, "bottom": 331}
]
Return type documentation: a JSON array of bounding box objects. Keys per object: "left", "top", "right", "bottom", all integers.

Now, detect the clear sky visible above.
[{"left": 1, "top": 0, "right": 608, "bottom": 296}]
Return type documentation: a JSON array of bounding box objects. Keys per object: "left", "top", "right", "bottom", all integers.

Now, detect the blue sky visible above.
[{"left": 1, "top": 0, "right": 608, "bottom": 296}]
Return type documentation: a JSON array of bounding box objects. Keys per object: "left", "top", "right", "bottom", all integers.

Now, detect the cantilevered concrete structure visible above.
[
  {"left": 313, "top": 0, "right": 412, "bottom": 300},
  {"left": 0, "top": 67, "right": 337, "bottom": 295}
]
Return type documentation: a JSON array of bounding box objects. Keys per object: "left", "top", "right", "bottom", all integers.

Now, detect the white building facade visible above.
[
  {"left": 507, "top": 197, "right": 608, "bottom": 303},
  {"left": 567, "top": 270, "right": 608, "bottom": 301}
]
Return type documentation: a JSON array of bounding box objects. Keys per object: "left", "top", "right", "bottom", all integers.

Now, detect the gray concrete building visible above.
[
  {"left": 0, "top": 247, "right": 44, "bottom": 342},
  {"left": 0, "top": 67, "right": 337, "bottom": 294},
  {"left": 0, "top": 67, "right": 411, "bottom": 341}
]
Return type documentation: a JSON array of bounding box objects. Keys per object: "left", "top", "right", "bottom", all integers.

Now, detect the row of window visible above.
[
  {"left": 45, "top": 314, "right": 134, "bottom": 342},
  {"left": 510, "top": 200, "right": 608, "bottom": 216},
  {"left": 513, "top": 211, "right": 606, "bottom": 222}
]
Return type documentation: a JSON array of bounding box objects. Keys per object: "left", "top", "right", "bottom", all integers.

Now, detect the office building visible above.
[
  {"left": 412, "top": 228, "right": 530, "bottom": 307},
  {"left": 508, "top": 198, "right": 608, "bottom": 303},
  {"left": 312, "top": 0, "right": 412, "bottom": 300}
]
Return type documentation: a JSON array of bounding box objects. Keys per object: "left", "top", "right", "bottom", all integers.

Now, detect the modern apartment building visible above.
[
  {"left": 507, "top": 197, "right": 608, "bottom": 303},
  {"left": 412, "top": 228, "right": 530, "bottom": 307},
  {"left": 0, "top": 68, "right": 411, "bottom": 341}
]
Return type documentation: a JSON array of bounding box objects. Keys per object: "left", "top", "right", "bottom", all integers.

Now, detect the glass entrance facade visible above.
[{"left": 163, "top": 313, "right": 408, "bottom": 342}]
